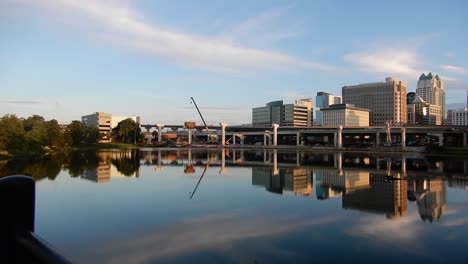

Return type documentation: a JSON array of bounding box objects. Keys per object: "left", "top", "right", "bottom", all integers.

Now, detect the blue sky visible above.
[{"left": 1, "top": 0, "right": 467, "bottom": 125}]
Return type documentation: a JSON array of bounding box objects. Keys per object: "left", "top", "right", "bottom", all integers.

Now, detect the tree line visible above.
[{"left": 0, "top": 114, "right": 142, "bottom": 157}]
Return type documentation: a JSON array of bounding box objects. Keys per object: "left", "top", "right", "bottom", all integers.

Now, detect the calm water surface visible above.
[{"left": 1, "top": 149, "right": 467, "bottom": 263}]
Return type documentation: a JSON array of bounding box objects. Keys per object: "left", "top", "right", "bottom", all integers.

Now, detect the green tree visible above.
[
  {"left": 68, "top": 120, "right": 86, "bottom": 146},
  {"left": 0, "top": 114, "right": 25, "bottom": 150},
  {"left": 84, "top": 127, "right": 101, "bottom": 144},
  {"left": 23, "top": 115, "right": 45, "bottom": 132},
  {"left": 111, "top": 118, "right": 140, "bottom": 143}
]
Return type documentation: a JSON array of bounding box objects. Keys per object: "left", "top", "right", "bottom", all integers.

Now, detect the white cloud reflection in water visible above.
[{"left": 89, "top": 209, "right": 341, "bottom": 264}]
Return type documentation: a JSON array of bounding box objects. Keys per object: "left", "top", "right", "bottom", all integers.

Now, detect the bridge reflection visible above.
[{"left": 140, "top": 149, "right": 459, "bottom": 222}]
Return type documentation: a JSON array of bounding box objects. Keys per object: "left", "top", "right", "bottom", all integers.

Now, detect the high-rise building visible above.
[
  {"left": 416, "top": 73, "right": 445, "bottom": 122},
  {"left": 342, "top": 77, "right": 407, "bottom": 126},
  {"left": 407, "top": 93, "right": 442, "bottom": 125},
  {"left": 252, "top": 99, "right": 313, "bottom": 127},
  {"left": 315, "top": 92, "right": 342, "bottom": 126}
]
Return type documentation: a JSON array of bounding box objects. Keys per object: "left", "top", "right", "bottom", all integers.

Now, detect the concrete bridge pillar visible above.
[
  {"left": 220, "top": 123, "right": 228, "bottom": 146},
  {"left": 157, "top": 124, "right": 164, "bottom": 142},
  {"left": 464, "top": 132, "right": 467, "bottom": 147},
  {"left": 401, "top": 157, "right": 406, "bottom": 176},
  {"left": 336, "top": 125, "right": 343, "bottom": 148},
  {"left": 273, "top": 150, "right": 279, "bottom": 176},
  {"left": 401, "top": 127, "right": 406, "bottom": 147},
  {"left": 220, "top": 150, "right": 226, "bottom": 174},
  {"left": 296, "top": 133, "right": 301, "bottom": 146},
  {"left": 264, "top": 131, "right": 270, "bottom": 146},
  {"left": 376, "top": 132, "right": 380, "bottom": 146},
  {"left": 233, "top": 134, "right": 236, "bottom": 145},
  {"left": 334, "top": 152, "right": 343, "bottom": 175},
  {"left": 157, "top": 150, "right": 162, "bottom": 170},
  {"left": 438, "top": 134, "right": 444, "bottom": 147},
  {"left": 188, "top": 129, "right": 192, "bottom": 145},
  {"left": 273, "top": 124, "right": 279, "bottom": 146}
]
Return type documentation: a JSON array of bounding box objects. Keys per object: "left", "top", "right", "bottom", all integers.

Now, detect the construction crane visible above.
[{"left": 190, "top": 97, "right": 217, "bottom": 143}]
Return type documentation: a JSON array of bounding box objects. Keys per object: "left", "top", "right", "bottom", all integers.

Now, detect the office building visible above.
[
  {"left": 342, "top": 77, "right": 407, "bottom": 126},
  {"left": 407, "top": 93, "right": 442, "bottom": 125},
  {"left": 283, "top": 99, "right": 313, "bottom": 127},
  {"left": 82, "top": 112, "right": 141, "bottom": 142},
  {"left": 252, "top": 99, "right": 313, "bottom": 127},
  {"left": 315, "top": 92, "right": 342, "bottom": 126},
  {"left": 416, "top": 73, "right": 445, "bottom": 122},
  {"left": 446, "top": 109, "right": 468, "bottom": 126},
  {"left": 82, "top": 112, "right": 112, "bottom": 141},
  {"left": 321, "top": 103, "right": 370, "bottom": 126}
]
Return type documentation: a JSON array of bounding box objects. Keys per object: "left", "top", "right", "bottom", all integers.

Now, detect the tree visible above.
[
  {"left": 84, "top": 127, "right": 101, "bottom": 144},
  {"left": 68, "top": 120, "right": 86, "bottom": 146},
  {"left": 23, "top": 115, "right": 45, "bottom": 132},
  {"left": 0, "top": 114, "right": 25, "bottom": 150},
  {"left": 111, "top": 118, "right": 140, "bottom": 143}
]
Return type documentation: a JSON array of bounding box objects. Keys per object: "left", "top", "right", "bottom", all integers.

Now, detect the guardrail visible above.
[{"left": 0, "top": 175, "right": 72, "bottom": 263}]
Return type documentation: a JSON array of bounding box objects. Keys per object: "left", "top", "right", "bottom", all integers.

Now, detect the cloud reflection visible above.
[{"left": 94, "top": 210, "right": 340, "bottom": 264}]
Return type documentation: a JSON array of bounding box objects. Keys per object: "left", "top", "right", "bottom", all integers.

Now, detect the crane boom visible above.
[{"left": 190, "top": 97, "right": 215, "bottom": 142}]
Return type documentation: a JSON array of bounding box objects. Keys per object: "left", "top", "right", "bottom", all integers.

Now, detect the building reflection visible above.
[
  {"left": 252, "top": 167, "right": 313, "bottom": 196},
  {"left": 408, "top": 177, "right": 447, "bottom": 222},
  {"left": 81, "top": 151, "right": 140, "bottom": 183},
  {"left": 342, "top": 173, "right": 408, "bottom": 219}
]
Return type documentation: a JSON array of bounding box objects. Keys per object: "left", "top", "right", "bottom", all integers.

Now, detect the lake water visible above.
[{"left": 1, "top": 149, "right": 467, "bottom": 263}]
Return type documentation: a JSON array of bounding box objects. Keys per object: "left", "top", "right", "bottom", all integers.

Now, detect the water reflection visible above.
[{"left": 0, "top": 149, "right": 466, "bottom": 223}]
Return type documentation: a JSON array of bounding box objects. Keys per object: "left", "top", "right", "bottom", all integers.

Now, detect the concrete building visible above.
[
  {"left": 252, "top": 99, "right": 313, "bottom": 127},
  {"left": 446, "top": 109, "right": 468, "bottom": 126},
  {"left": 321, "top": 104, "right": 370, "bottom": 126},
  {"left": 416, "top": 73, "right": 445, "bottom": 122},
  {"left": 315, "top": 92, "right": 342, "bottom": 126},
  {"left": 407, "top": 93, "right": 442, "bottom": 125},
  {"left": 283, "top": 99, "right": 313, "bottom": 127},
  {"left": 342, "top": 77, "right": 407, "bottom": 126},
  {"left": 82, "top": 112, "right": 112, "bottom": 141}
]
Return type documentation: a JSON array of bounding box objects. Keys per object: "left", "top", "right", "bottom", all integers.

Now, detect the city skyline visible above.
[{"left": 1, "top": 0, "right": 467, "bottom": 125}]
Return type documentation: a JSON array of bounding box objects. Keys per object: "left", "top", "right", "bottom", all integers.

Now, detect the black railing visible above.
[{"left": 0, "top": 175, "right": 71, "bottom": 263}]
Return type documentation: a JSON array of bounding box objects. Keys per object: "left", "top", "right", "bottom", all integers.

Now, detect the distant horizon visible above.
[{"left": 1, "top": 0, "right": 467, "bottom": 125}]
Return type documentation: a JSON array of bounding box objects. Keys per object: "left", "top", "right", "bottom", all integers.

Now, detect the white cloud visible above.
[
  {"left": 344, "top": 48, "right": 424, "bottom": 79},
  {"left": 13, "top": 0, "right": 335, "bottom": 73},
  {"left": 440, "top": 65, "right": 467, "bottom": 75},
  {"left": 224, "top": 5, "right": 304, "bottom": 46}
]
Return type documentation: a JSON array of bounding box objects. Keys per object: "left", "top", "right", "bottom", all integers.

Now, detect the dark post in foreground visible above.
[{"left": 0, "top": 175, "right": 71, "bottom": 264}]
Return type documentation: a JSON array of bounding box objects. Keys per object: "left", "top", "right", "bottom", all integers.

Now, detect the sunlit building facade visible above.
[
  {"left": 321, "top": 104, "right": 370, "bottom": 126},
  {"left": 315, "top": 92, "right": 342, "bottom": 126},
  {"left": 416, "top": 72, "right": 445, "bottom": 122},
  {"left": 252, "top": 100, "right": 313, "bottom": 127},
  {"left": 342, "top": 77, "right": 407, "bottom": 126}
]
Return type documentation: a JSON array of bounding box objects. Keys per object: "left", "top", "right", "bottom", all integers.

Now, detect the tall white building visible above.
[
  {"left": 315, "top": 92, "right": 342, "bottom": 126},
  {"left": 416, "top": 73, "right": 445, "bottom": 122},
  {"left": 446, "top": 109, "right": 468, "bottom": 126}
]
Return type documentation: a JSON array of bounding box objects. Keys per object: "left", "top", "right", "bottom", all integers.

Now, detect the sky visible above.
[{"left": 1, "top": 0, "right": 467, "bottom": 125}]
